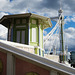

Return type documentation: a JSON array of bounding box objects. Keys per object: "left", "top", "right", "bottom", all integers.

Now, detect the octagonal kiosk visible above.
[{"left": 0, "top": 13, "right": 52, "bottom": 56}]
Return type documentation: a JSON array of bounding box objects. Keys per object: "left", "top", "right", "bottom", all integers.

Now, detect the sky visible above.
[{"left": 0, "top": 0, "right": 75, "bottom": 52}]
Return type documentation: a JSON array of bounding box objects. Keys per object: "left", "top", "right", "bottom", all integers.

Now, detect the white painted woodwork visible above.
[
  {"left": 32, "top": 28, "right": 36, "bottom": 42},
  {"left": 7, "top": 53, "right": 15, "bottom": 75}
]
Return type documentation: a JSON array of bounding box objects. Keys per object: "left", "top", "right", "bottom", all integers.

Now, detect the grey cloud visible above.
[
  {"left": 64, "top": 27, "right": 75, "bottom": 51},
  {"left": 65, "top": 27, "right": 75, "bottom": 34},
  {"left": 40, "top": 0, "right": 59, "bottom": 9},
  {"left": 12, "top": 0, "right": 28, "bottom": 9},
  {"left": 0, "top": 25, "right": 8, "bottom": 40},
  {"left": 63, "top": 0, "right": 75, "bottom": 11},
  {"left": 44, "top": 27, "right": 75, "bottom": 52},
  {"left": 0, "top": 0, "right": 75, "bottom": 16}
]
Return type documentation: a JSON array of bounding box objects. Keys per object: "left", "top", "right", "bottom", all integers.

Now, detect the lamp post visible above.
[{"left": 58, "top": 8, "right": 65, "bottom": 63}]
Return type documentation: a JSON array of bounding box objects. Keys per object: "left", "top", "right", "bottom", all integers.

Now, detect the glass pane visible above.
[
  {"left": 16, "top": 31, "right": 20, "bottom": 43},
  {"left": 32, "top": 28, "right": 36, "bottom": 42},
  {"left": 21, "top": 31, "right": 25, "bottom": 44}
]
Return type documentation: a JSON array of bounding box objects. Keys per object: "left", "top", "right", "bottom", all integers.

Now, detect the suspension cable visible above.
[{"left": 44, "top": 15, "right": 62, "bottom": 45}]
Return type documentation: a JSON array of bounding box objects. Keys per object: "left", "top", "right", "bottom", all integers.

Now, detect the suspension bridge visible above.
[{"left": 44, "top": 8, "right": 68, "bottom": 63}]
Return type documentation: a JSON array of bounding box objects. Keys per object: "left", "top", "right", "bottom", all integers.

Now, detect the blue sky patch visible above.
[{"left": 10, "top": 0, "right": 13, "bottom": 2}]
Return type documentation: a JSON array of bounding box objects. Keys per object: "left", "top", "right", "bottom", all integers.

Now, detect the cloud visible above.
[
  {"left": 71, "top": 15, "right": 75, "bottom": 22},
  {"left": 44, "top": 27, "right": 75, "bottom": 52},
  {"left": 64, "top": 27, "right": 75, "bottom": 51},
  {"left": 0, "top": 12, "right": 8, "bottom": 18},
  {"left": 0, "top": 11, "right": 8, "bottom": 40},
  {"left": 0, "top": 0, "right": 75, "bottom": 17},
  {"left": 64, "top": 15, "right": 75, "bottom": 24},
  {"left": 64, "top": 16, "right": 71, "bottom": 24},
  {"left": 0, "top": 25, "right": 8, "bottom": 40},
  {"left": 44, "top": 34, "right": 60, "bottom": 51},
  {"left": 43, "top": 30, "right": 47, "bottom": 36}
]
